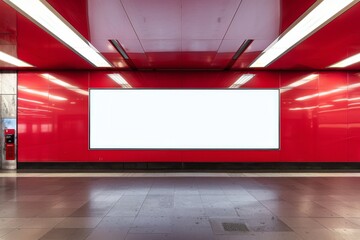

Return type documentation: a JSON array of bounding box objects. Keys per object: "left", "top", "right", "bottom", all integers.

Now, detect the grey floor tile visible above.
[
  {"left": 2, "top": 175, "right": 360, "bottom": 239},
  {"left": 39, "top": 228, "right": 93, "bottom": 240}
]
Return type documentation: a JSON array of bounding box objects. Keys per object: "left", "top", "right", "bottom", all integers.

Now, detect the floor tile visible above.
[
  {"left": 39, "top": 228, "right": 93, "bottom": 240},
  {"left": 55, "top": 217, "right": 102, "bottom": 228},
  {"left": 1, "top": 174, "right": 360, "bottom": 239},
  {"left": 0, "top": 228, "right": 49, "bottom": 240}
]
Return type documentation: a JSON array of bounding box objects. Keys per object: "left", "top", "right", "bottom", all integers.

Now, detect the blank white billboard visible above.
[{"left": 89, "top": 89, "right": 279, "bottom": 149}]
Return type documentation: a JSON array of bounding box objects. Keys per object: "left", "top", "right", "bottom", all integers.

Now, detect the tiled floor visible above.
[{"left": 1, "top": 172, "right": 360, "bottom": 239}]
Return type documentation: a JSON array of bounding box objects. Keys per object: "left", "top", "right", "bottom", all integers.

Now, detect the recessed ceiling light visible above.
[
  {"left": 109, "top": 40, "right": 129, "bottom": 60},
  {"left": 250, "top": 0, "right": 358, "bottom": 68},
  {"left": 0, "top": 51, "right": 33, "bottom": 67},
  {"left": 329, "top": 53, "right": 360, "bottom": 68},
  {"left": 4, "top": 0, "right": 112, "bottom": 68},
  {"left": 108, "top": 74, "right": 132, "bottom": 88},
  {"left": 232, "top": 40, "right": 254, "bottom": 61},
  {"left": 229, "top": 74, "right": 255, "bottom": 88}
]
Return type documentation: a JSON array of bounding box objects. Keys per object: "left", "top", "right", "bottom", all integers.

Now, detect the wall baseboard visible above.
[{"left": 16, "top": 162, "right": 360, "bottom": 172}]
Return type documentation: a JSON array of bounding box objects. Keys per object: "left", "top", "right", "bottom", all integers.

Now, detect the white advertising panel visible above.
[{"left": 90, "top": 89, "right": 279, "bottom": 149}]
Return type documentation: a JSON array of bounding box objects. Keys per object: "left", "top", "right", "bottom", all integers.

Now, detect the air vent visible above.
[{"left": 222, "top": 222, "right": 249, "bottom": 232}]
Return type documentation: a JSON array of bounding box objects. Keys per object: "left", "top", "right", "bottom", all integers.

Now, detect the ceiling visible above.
[{"left": 0, "top": 0, "right": 359, "bottom": 70}]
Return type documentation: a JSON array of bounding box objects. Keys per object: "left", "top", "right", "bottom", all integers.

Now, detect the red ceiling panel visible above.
[
  {"left": 0, "top": 1, "right": 17, "bottom": 67},
  {"left": 0, "top": 1, "right": 16, "bottom": 36},
  {"left": 16, "top": 13, "right": 92, "bottom": 69},
  {"left": 279, "top": 0, "right": 317, "bottom": 33},
  {"left": 0, "top": 0, "right": 359, "bottom": 70},
  {"left": 269, "top": 2, "right": 360, "bottom": 70},
  {"left": 46, "top": 0, "right": 90, "bottom": 39}
]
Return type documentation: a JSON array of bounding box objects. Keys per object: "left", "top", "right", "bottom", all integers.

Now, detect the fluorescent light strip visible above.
[
  {"left": 0, "top": 51, "right": 33, "bottom": 67},
  {"left": 250, "top": 0, "right": 357, "bottom": 68},
  {"left": 232, "top": 40, "right": 253, "bottom": 60},
  {"left": 5, "top": 0, "right": 112, "bottom": 68},
  {"left": 329, "top": 53, "right": 360, "bottom": 68},
  {"left": 229, "top": 74, "right": 255, "bottom": 88},
  {"left": 41, "top": 74, "right": 88, "bottom": 95},
  {"left": 109, "top": 40, "right": 129, "bottom": 60},
  {"left": 108, "top": 74, "right": 132, "bottom": 88}
]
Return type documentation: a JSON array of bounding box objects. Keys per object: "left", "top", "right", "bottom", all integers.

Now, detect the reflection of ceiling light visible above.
[
  {"left": 18, "top": 107, "right": 51, "bottom": 112},
  {"left": 229, "top": 74, "right": 255, "bottom": 88},
  {"left": 281, "top": 74, "right": 318, "bottom": 93},
  {"left": 108, "top": 74, "right": 132, "bottom": 88},
  {"left": 296, "top": 88, "right": 345, "bottom": 101},
  {"left": 333, "top": 98, "right": 347, "bottom": 102},
  {"left": 250, "top": 0, "right": 357, "bottom": 68},
  {"left": 19, "top": 86, "right": 67, "bottom": 101},
  {"left": 319, "top": 104, "right": 334, "bottom": 108},
  {"left": 349, "top": 102, "right": 360, "bottom": 106},
  {"left": 334, "top": 97, "right": 360, "bottom": 102},
  {"left": 296, "top": 82, "right": 360, "bottom": 101},
  {"left": 289, "top": 104, "right": 333, "bottom": 111},
  {"left": 4, "top": 0, "right": 112, "bottom": 68},
  {"left": 289, "top": 106, "right": 317, "bottom": 111},
  {"left": 72, "top": 89, "right": 88, "bottom": 95},
  {"left": 41, "top": 74, "right": 88, "bottom": 95},
  {"left": 329, "top": 53, "right": 360, "bottom": 68},
  {"left": 18, "top": 98, "right": 44, "bottom": 104},
  {"left": 41, "top": 105, "right": 64, "bottom": 111},
  {"left": 0, "top": 51, "right": 33, "bottom": 67}
]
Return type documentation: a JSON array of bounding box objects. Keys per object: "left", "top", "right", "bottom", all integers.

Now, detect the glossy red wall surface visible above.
[{"left": 17, "top": 71, "right": 360, "bottom": 162}]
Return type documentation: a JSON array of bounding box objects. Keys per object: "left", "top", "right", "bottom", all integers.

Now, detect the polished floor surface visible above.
[{"left": 1, "top": 172, "right": 360, "bottom": 239}]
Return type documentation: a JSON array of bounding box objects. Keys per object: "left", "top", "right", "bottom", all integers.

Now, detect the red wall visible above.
[{"left": 17, "top": 71, "right": 360, "bottom": 162}]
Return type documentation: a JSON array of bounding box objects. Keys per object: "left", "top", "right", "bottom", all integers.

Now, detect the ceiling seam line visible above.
[
  {"left": 118, "top": 0, "right": 149, "bottom": 66},
  {"left": 215, "top": 0, "right": 244, "bottom": 54}
]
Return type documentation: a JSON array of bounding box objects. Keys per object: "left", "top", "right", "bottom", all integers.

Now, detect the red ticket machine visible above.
[{"left": 4, "top": 129, "right": 15, "bottom": 160}]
